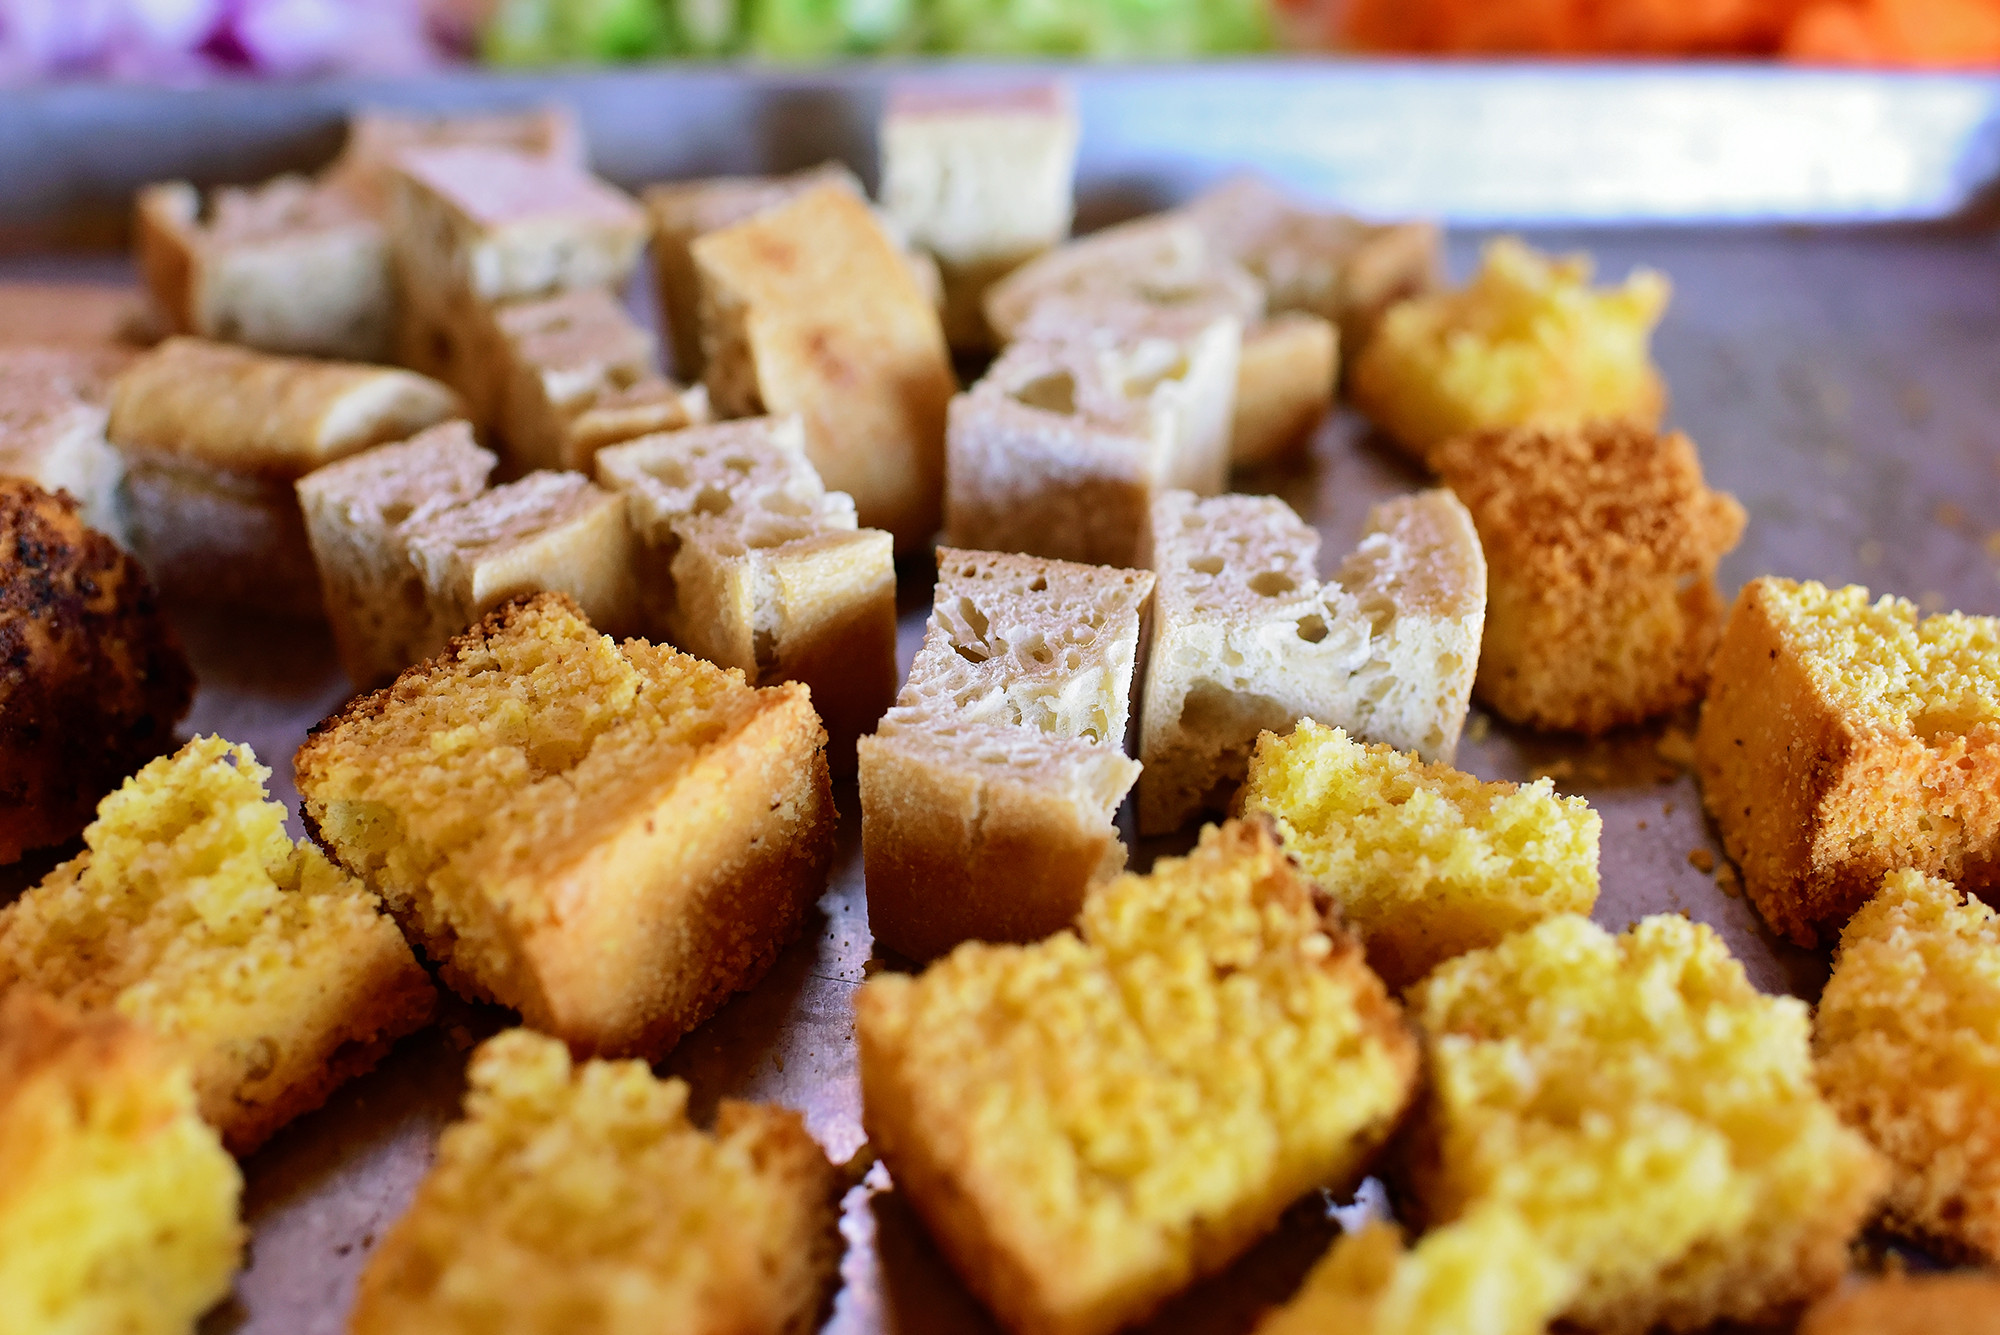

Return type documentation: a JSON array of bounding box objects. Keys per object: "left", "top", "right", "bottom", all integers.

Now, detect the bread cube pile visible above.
[{"left": 2, "top": 79, "right": 1995, "bottom": 1335}]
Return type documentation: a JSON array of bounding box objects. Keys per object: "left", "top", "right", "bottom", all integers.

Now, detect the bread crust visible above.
[{"left": 1230, "top": 314, "right": 1338, "bottom": 468}]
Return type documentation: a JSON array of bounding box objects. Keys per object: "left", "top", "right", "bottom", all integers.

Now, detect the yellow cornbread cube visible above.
[
  {"left": 295, "top": 592, "right": 835, "bottom": 1059},
  {"left": 1815, "top": 870, "right": 2000, "bottom": 1261},
  {"left": 1253, "top": 1207, "right": 1572, "bottom": 1335},
  {"left": 856, "top": 817, "right": 1418, "bottom": 1335},
  {"left": 1695, "top": 577, "right": 2000, "bottom": 946},
  {"left": 349, "top": 1028, "right": 844, "bottom": 1335},
  {"left": 0, "top": 736, "right": 435, "bottom": 1154},
  {"left": 1240, "top": 721, "right": 1599, "bottom": 991},
  {"left": 1351, "top": 237, "right": 1668, "bottom": 463},
  {"left": 1405, "top": 913, "right": 1887, "bottom": 1334},
  {"left": 0, "top": 990, "right": 243, "bottom": 1335}
]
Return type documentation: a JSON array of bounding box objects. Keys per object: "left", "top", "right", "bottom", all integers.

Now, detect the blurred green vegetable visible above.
[{"left": 485, "top": 0, "right": 674, "bottom": 63}]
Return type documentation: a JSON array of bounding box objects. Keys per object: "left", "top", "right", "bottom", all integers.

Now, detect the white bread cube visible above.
[
  {"left": 944, "top": 300, "right": 1241, "bottom": 568},
  {"left": 693, "top": 182, "right": 955, "bottom": 553},
  {"left": 404, "top": 471, "right": 638, "bottom": 645},
  {"left": 982, "top": 213, "right": 1264, "bottom": 345},
  {"left": 0, "top": 345, "right": 134, "bottom": 543},
  {"left": 297, "top": 422, "right": 498, "bottom": 687},
  {"left": 597, "top": 416, "right": 896, "bottom": 753},
  {"left": 108, "top": 337, "right": 459, "bottom": 613},
  {"left": 1136, "top": 488, "right": 1486, "bottom": 835},
  {"left": 859, "top": 548, "right": 1153, "bottom": 961},
  {"left": 1233, "top": 313, "right": 1339, "bottom": 468},
  {"left": 327, "top": 105, "right": 585, "bottom": 215},
  {"left": 880, "top": 83, "right": 1079, "bottom": 348},
  {"left": 136, "top": 177, "right": 394, "bottom": 362}
]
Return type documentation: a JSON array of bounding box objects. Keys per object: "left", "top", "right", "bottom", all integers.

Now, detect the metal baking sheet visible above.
[{"left": 4, "top": 71, "right": 2000, "bottom": 1335}]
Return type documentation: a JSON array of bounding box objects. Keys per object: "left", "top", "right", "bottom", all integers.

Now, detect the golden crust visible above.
[
  {"left": 1435, "top": 419, "right": 1744, "bottom": 734},
  {"left": 1799, "top": 1272, "right": 2000, "bottom": 1335}
]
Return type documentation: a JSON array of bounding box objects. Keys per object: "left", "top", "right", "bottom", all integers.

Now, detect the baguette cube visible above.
[
  {"left": 0, "top": 343, "right": 134, "bottom": 541},
  {"left": 107, "top": 337, "right": 458, "bottom": 612},
  {"left": 1693, "top": 577, "right": 2000, "bottom": 946},
  {"left": 0, "top": 991, "right": 243, "bottom": 1335},
  {"left": 1351, "top": 237, "right": 1669, "bottom": 463},
  {"left": 856, "top": 817, "right": 1419, "bottom": 1335},
  {"left": 860, "top": 548, "right": 1152, "bottom": 961},
  {"left": 694, "top": 182, "right": 955, "bottom": 552},
  {"left": 944, "top": 302, "right": 1242, "bottom": 568},
  {"left": 596, "top": 416, "right": 896, "bottom": 752},
  {"left": 1815, "top": 870, "right": 2000, "bottom": 1260},
  {"left": 1405, "top": 913, "right": 1887, "bottom": 1334},
  {"left": 327, "top": 104, "right": 585, "bottom": 215},
  {"left": 1240, "top": 721, "right": 1600, "bottom": 990},
  {"left": 0, "top": 736, "right": 436, "bottom": 1153},
  {"left": 1800, "top": 1272, "right": 2000, "bottom": 1335},
  {"left": 1435, "top": 420, "right": 1745, "bottom": 734},
  {"left": 0, "top": 480, "right": 192, "bottom": 864},
  {"left": 1231, "top": 313, "right": 1339, "bottom": 468},
  {"left": 1136, "top": 487, "right": 1485, "bottom": 834},
  {"left": 350, "top": 1028, "right": 844, "bottom": 1335},
  {"left": 295, "top": 592, "right": 837, "bottom": 1058},
  {"left": 297, "top": 422, "right": 498, "bottom": 687},
  {"left": 136, "top": 177, "right": 393, "bottom": 362},
  {"left": 879, "top": 83, "right": 1080, "bottom": 348},
  {"left": 405, "top": 470, "right": 639, "bottom": 644}
]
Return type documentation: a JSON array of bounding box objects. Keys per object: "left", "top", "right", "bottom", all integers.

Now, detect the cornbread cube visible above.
[
  {"left": 405, "top": 470, "right": 638, "bottom": 644},
  {"left": 879, "top": 83, "right": 1080, "bottom": 347},
  {"left": 943, "top": 301, "right": 1242, "bottom": 567},
  {"left": 1351, "top": 237, "right": 1670, "bottom": 463},
  {"left": 1693, "top": 577, "right": 2000, "bottom": 946},
  {"left": 1799, "top": 1272, "right": 2000, "bottom": 1335},
  {"left": 295, "top": 592, "right": 837, "bottom": 1058},
  {"left": 1135, "top": 488, "right": 1485, "bottom": 836},
  {"left": 694, "top": 181, "right": 955, "bottom": 552},
  {"left": 490, "top": 287, "right": 706, "bottom": 473},
  {"left": 388, "top": 147, "right": 648, "bottom": 311},
  {"left": 1179, "top": 174, "right": 1441, "bottom": 359},
  {"left": 297, "top": 422, "right": 498, "bottom": 687},
  {"left": 108, "top": 337, "right": 458, "bottom": 612},
  {"left": 856, "top": 817, "right": 1419, "bottom": 1335},
  {"left": 0, "top": 736, "right": 435, "bottom": 1152},
  {"left": 596, "top": 416, "right": 896, "bottom": 752},
  {"left": 327, "top": 104, "right": 586, "bottom": 215},
  {"left": 1254, "top": 1208, "right": 1572, "bottom": 1335},
  {"left": 0, "top": 991, "right": 242, "bottom": 1335},
  {"left": 1, "top": 481, "right": 192, "bottom": 864},
  {"left": 1435, "top": 420, "right": 1745, "bottom": 734},
  {"left": 0, "top": 343, "right": 135, "bottom": 541},
  {"left": 859, "top": 548, "right": 1153, "bottom": 961},
  {"left": 1815, "top": 870, "right": 2000, "bottom": 1260},
  {"left": 982, "top": 213, "right": 1265, "bottom": 345},
  {"left": 136, "top": 176, "right": 394, "bottom": 361},
  {"left": 350, "top": 1028, "right": 844, "bottom": 1335},
  {"left": 1405, "top": 913, "right": 1888, "bottom": 1334},
  {"left": 1240, "top": 722, "right": 1599, "bottom": 990},
  {"left": 1231, "top": 313, "right": 1339, "bottom": 468}
]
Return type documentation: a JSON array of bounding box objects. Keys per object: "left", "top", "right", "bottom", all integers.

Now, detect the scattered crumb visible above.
[
  {"left": 1857, "top": 539, "right": 1884, "bottom": 569},
  {"left": 1467, "top": 713, "right": 1492, "bottom": 744},
  {"left": 1715, "top": 864, "right": 1741, "bottom": 898},
  {"left": 1688, "top": 848, "right": 1716, "bottom": 874},
  {"left": 1533, "top": 759, "right": 1575, "bottom": 782},
  {"left": 444, "top": 1023, "right": 476, "bottom": 1054},
  {"left": 1637, "top": 820, "right": 1648, "bottom": 831},
  {"left": 1655, "top": 726, "right": 1697, "bottom": 770},
  {"left": 772, "top": 1052, "right": 786, "bottom": 1073},
  {"left": 1936, "top": 502, "right": 1968, "bottom": 531},
  {"left": 1663, "top": 802, "right": 1676, "bottom": 817},
  {"left": 1985, "top": 530, "right": 2000, "bottom": 559},
  {"left": 1920, "top": 590, "right": 1948, "bottom": 615}
]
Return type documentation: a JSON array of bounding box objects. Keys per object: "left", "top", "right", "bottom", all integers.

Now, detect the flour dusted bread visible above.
[
  {"left": 859, "top": 548, "right": 1152, "bottom": 961},
  {"left": 856, "top": 818, "right": 1418, "bottom": 1335},
  {"left": 136, "top": 177, "right": 394, "bottom": 362},
  {"left": 350, "top": 1028, "right": 844, "bottom": 1335},
  {"left": 297, "top": 421, "right": 497, "bottom": 687},
  {"left": 1693, "top": 577, "right": 2000, "bottom": 946},
  {"left": 295, "top": 593, "right": 836, "bottom": 1058},
  {"left": 693, "top": 181, "right": 954, "bottom": 552},
  {"left": 596, "top": 416, "right": 895, "bottom": 752},
  {"left": 108, "top": 336, "right": 458, "bottom": 611},
  {"left": 0, "top": 480, "right": 192, "bottom": 864},
  {"left": 0, "top": 991, "right": 242, "bottom": 1335},
  {"left": 1136, "top": 487, "right": 1483, "bottom": 834},
  {"left": 0, "top": 343, "right": 134, "bottom": 540},
  {"left": 879, "top": 83, "right": 1079, "bottom": 348},
  {"left": 1231, "top": 313, "right": 1339, "bottom": 468},
  {"left": 0, "top": 737, "right": 436, "bottom": 1153},
  {"left": 945, "top": 301, "right": 1241, "bottom": 567},
  {"left": 327, "top": 104, "right": 585, "bottom": 215}
]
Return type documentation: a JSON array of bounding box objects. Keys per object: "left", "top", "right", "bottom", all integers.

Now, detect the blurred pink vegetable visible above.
[{"left": 0, "top": 0, "right": 445, "bottom": 81}]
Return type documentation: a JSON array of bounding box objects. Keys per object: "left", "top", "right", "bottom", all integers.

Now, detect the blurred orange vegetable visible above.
[{"left": 1784, "top": 0, "right": 2000, "bottom": 65}]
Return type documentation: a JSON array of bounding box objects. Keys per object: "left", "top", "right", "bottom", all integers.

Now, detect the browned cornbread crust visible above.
[
  {"left": 295, "top": 593, "right": 836, "bottom": 1058},
  {"left": 1695, "top": 578, "right": 2000, "bottom": 946},
  {"left": 1799, "top": 1272, "right": 2000, "bottom": 1335},
  {"left": 0, "top": 481, "right": 192, "bottom": 863},
  {"left": 1434, "top": 420, "right": 1744, "bottom": 734}
]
